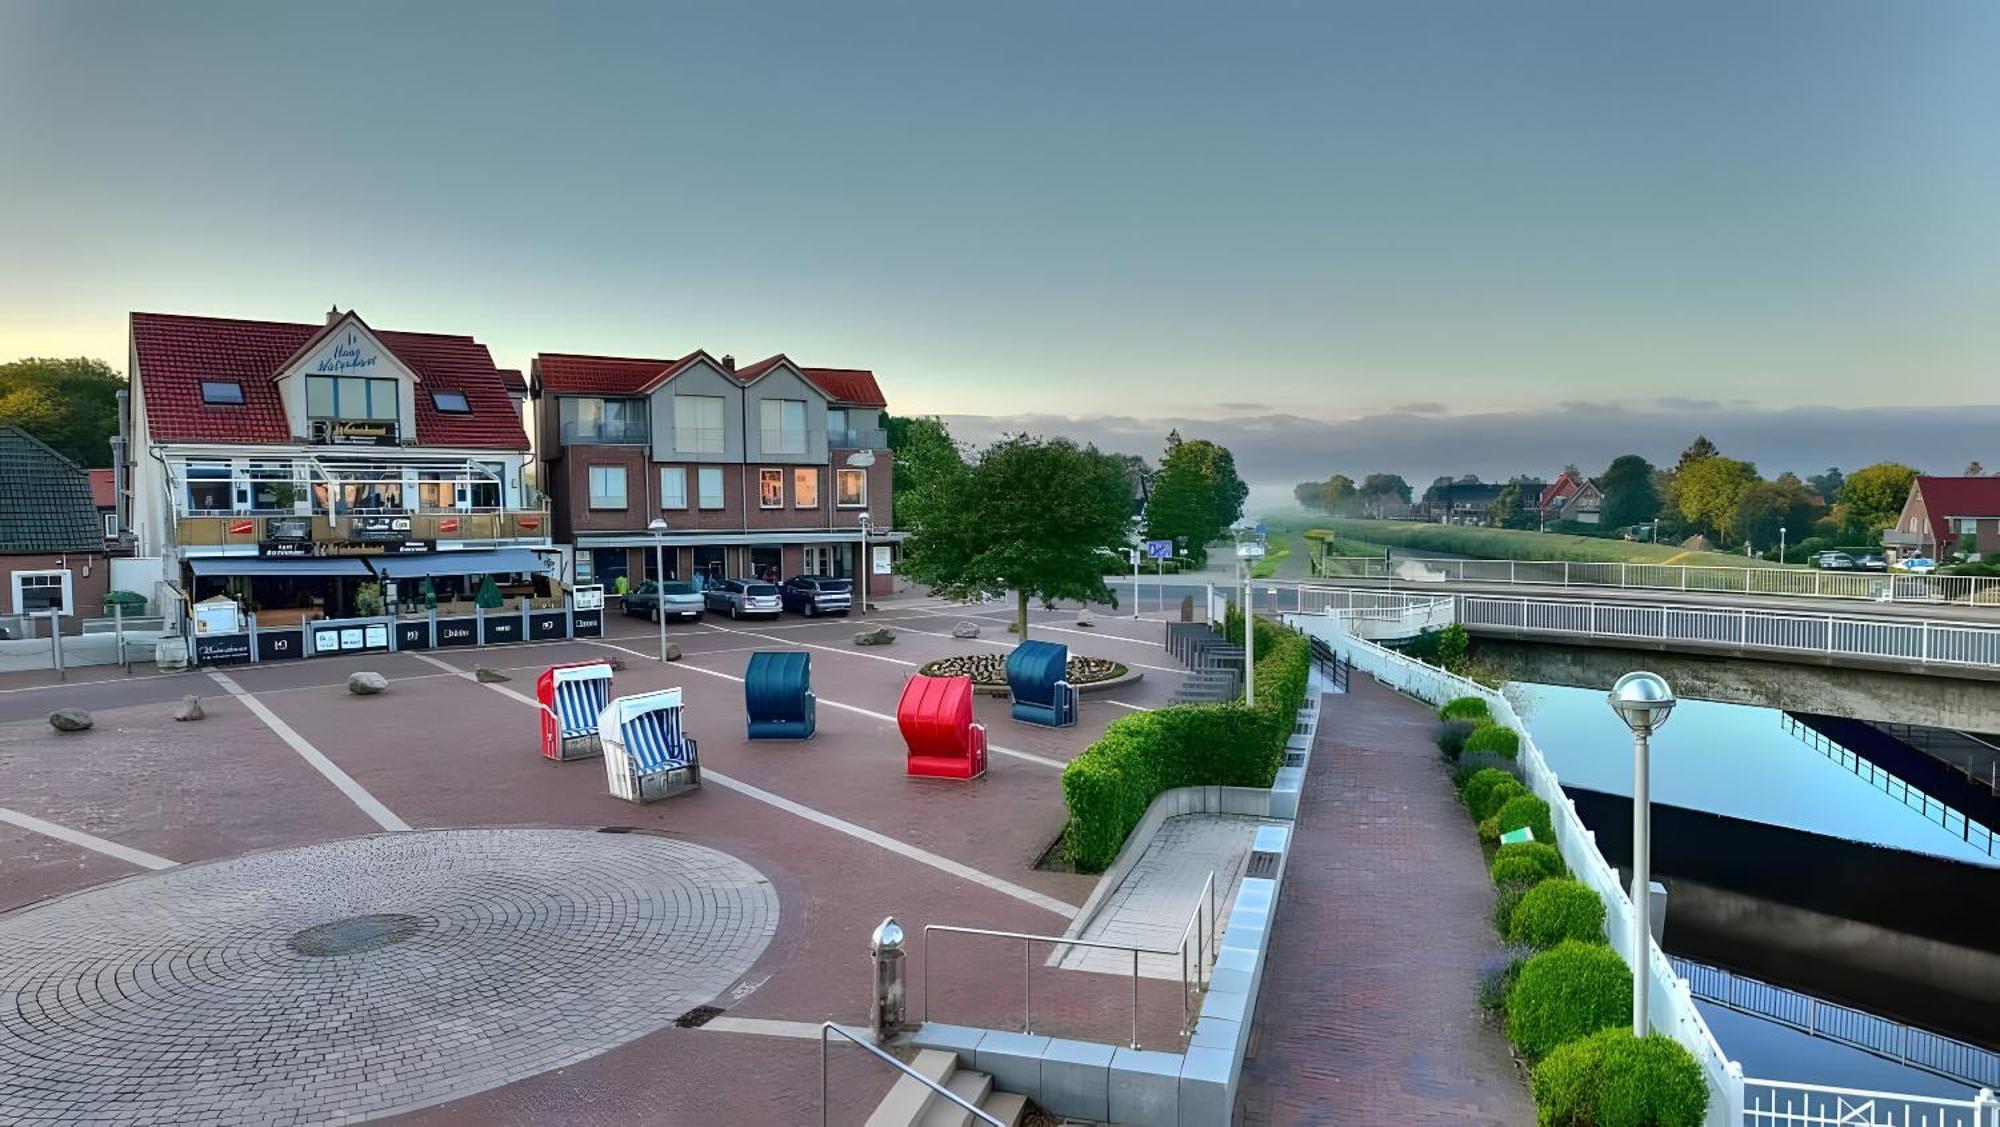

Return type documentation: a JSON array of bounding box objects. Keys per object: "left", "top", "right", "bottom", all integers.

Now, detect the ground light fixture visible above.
[
  {"left": 857, "top": 512, "right": 874, "bottom": 618},
  {"left": 1606, "top": 670, "right": 1676, "bottom": 1037},
  {"left": 648, "top": 518, "right": 670, "bottom": 662}
]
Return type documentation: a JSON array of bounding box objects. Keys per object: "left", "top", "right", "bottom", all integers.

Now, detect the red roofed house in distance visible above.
[
  {"left": 528, "top": 350, "right": 896, "bottom": 599},
  {"left": 124, "top": 307, "right": 554, "bottom": 661}
]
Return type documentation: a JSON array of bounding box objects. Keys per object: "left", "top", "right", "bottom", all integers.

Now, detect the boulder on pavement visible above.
[
  {"left": 172, "top": 695, "right": 204, "bottom": 722},
  {"left": 474, "top": 665, "right": 510, "bottom": 683},
  {"left": 951, "top": 622, "right": 981, "bottom": 639},
  {"left": 1074, "top": 613, "right": 1095, "bottom": 627},
  {"left": 348, "top": 672, "right": 389, "bottom": 695},
  {"left": 606, "top": 657, "right": 628, "bottom": 671},
  {"left": 662, "top": 642, "right": 682, "bottom": 662},
  {"left": 853, "top": 626, "right": 896, "bottom": 646},
  {"left": 48, "top": 708, "right": 92, "bottom": 732}
]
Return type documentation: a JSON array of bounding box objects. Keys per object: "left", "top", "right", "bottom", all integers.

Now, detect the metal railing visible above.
[
  {"left": 819, "top": 1022, "right": 1002, "bottom": 1127},
  {"left": 1674, "top": 955, "right": 2000, "bottom": 1091},
  {"left": 921, "top": 872, "right": 1216, "bottom": 1049},
  {"left": 1455, "top": 594, "right": 2000, "bottom": 671},
  {"left": 1742, "top": 1080, "right": 1998, "bottom": 1127},
  {"left": 1310, "top": 554, "right": 2000, "bottom": 607},
  {"left": 1779, "top": 716, "right": 1996, "bottom": 856}
]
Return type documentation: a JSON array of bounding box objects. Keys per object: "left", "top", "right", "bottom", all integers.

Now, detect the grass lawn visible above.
[{"left": 1284, "top": 517, "right": 1795, "bottom": 569}]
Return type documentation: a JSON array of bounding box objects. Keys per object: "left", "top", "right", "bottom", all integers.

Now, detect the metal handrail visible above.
[
  {"left": 921, "top": 871, "right": 1216, "bottom": 1049},
  {"left": 819, "top": 1022, "right": 1003, "bottom": 1127}
]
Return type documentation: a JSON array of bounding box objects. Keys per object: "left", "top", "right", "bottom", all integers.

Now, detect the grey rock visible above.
[
  {"left": 172, "top": 695, "right": 204, "bottom": 722},
  {"left": 474, "top": 666, "right": 510, "bottom": 683},
  {"left": 607, "top": 657, "right": 629, "bottom": 671},
  {"left": 1074, "top": 614, "right": 1096, "bottom": 627},
  {"left": 348, "top": 672, "right": 389, "bottom": 695},
  {"left": 853, "top": 626, "right": 896, "bottom": 646},
  {"left": 662, "top": 642, "right": 682, "bottom": 662},
  {"left": 951, "top": 622, "right": 981, "bottom": 639},
  {"left": 49, "top": 708, "right": 92, "bottom": 732}
]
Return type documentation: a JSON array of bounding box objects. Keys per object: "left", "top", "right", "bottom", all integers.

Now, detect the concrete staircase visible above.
[{"left": 864, "top": 1049, "right": 1028, "bottom": 1127}]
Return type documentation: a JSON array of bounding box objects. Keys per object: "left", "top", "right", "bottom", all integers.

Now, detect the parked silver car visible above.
[
  {"left": 703, "top": 578, "right": 783, "bottom": 619},
  {"left": 622, "top": 579, "right": 704, "bottom": 623}
]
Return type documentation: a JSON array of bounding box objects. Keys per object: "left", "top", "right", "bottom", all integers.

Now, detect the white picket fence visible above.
[
  {"left": 1742, "top": 1081, "right": 1997, "bottom": 1127},
  {"left": 1312, "top": 555, "right": 2000, "bottom": 608}
]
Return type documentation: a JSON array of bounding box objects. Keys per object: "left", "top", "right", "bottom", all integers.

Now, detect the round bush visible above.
[
  {"left": 1460, "top": 767, "right": 1516, "bottom": 812},
  {"left": 1475, "top": 778, "right": 1529, "bottom": 822},
  {"left": 1452, "top": 761, "right": 1489, "bottom": 792},
  {"left": 1439, "top": 696, "right": 1492, "bottom": 723},
  {"left": 1436, "top": 719, "right": 1480, "bottom": 761},
  {"left": 1493, "top": 878, "right": 1538, "bottom": 934},
  {"left": 1491, "top": 842, "right": 1563, "bottom": 885},
  {"left": 1531, "top": 1027, "right": 1709, "bottom": 1127},
  {"left": 1464, "top": 724, "right": 1521, "bottom": 759},
  {"left": 1506, "top": 879, "right": 1606, "bottom": 949},
  {"left": 1495, "top": 793, "right": 1555, "bottom": 846},
  {"left": 1478, "top": 813, "right": 1502, "bottom": 845},
  {"left": 1506, "top": 941, "right": 1631, "bottom": 1059}
]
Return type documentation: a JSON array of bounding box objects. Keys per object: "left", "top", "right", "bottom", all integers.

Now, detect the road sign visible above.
[{"left": 1144, "top": 539, "right": 1174, "bottom": 560}]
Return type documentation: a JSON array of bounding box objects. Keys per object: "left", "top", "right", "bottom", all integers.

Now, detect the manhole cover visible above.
[
  {"left": 287, "top": 913, "right": 428, "bottom": 957},
  {"left": 674, "top": 1005, "right": 724, "bottom": 1028}
]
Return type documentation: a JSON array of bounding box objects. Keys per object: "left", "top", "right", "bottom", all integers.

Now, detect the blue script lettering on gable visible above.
[{"left": 313, "top": 331, "right": 380, "bottom": 374}]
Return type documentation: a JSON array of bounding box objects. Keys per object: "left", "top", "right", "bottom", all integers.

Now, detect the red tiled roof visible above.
[
  {"left": 496, "top": 368, "right": 527, "bottom": 392},
  {"left": 87, "top": 468, "right": 115, "bottom": 509},
  {"left": 131, "top": 312, "right": 529, "bottom": 450},
  {"left": 800, "top": 367, "right": 887, "bottom": 408},
  {"left": 731, "top": 355, "right": 789, "bottom": 382},
  {"left": 533, "top": 351, "right": 889, "bottom": 408},
  {"left": 1914, "top": 476, "right": 2000, "bottom": 547}
]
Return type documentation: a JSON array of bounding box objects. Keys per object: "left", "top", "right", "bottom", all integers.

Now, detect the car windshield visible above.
[
  {"left": 746, "top": 584, "right": 779, "bottom": 596},
  {"left": 659, "top": 582, "right": 695, "bottom": 595}
]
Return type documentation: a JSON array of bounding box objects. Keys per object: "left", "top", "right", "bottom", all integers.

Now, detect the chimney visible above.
[
  {"left": 721, "top": 354, "right": 736, "bottom": 373},
  {"left": 326, "top": 305, "right": 341, "bottom": 325}
]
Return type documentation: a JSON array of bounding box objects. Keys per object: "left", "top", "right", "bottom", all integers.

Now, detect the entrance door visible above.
[
  {"left": 693, "top": 546, "right": 726, "bottom": 585},
  {"left": 802, "top": 545, "right": 833, "bottom": 575},
  {"left": 750, "top": 546, "right": 782, "bottom": 584}
]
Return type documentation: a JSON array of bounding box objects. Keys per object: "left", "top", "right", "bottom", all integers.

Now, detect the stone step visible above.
[
  {"left": 980, "top": 1091, "right": 1028, "bottom": 1127},
  {"left": 914, "top": 1068, "right": 993, "bottom": 1127},
  {"left": 864, "top": 1049, "right": 959, "bottom": 1127}
]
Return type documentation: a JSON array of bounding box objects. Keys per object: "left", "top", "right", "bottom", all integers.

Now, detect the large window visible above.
[
  {"left": 697, "top": 466, "right": 724, "bottom": 510},
  {"left": 417, "top": 469, "right": 459, "bottom": 512},
  {"left": 248, "top": 462, "right": 297, "bottom": 512},
  {"left": 836, "top": 468, "right": 867, "bottom": 508},
  {"left": 759, "top": 399, "right": 806, "bottom": 455},
  {"left": 660, "top": 467, "right": 688, "bottom": 510},
  {"left": 675, "top": 395, "right": 726, "bottom": 454},
  {"left": 13, "top": 570, "right": 72, "bottom": 617},
  {"left": 793, "top": 467, "right": 819, "bottom": 509},
  {"left": 759, "top": 468, "right": 784, "bottom": 509},
  {"left": 307, "top": 375, "right": 398, "bottom": 420},
  {"left": 185, "top": 463, "right": 232, "bottom": 512},
  {"left": 588, "top": 465, "right": 628, "bottom": 510},
  {"left": 558, "top": 397, "right": 648, "bottom": 444},
  {"left": 469, "top": 461, "right": 505, "bottom": 509}
]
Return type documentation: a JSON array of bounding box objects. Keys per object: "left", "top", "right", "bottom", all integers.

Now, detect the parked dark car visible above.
[
  {"left": 622, "top": 580, "right": 704, "bottom": 622},
  {"left": 703, "top": 578, "right": 784, "bottom": 619},
  {"left": 1856, "top": 554, "right": 1888, "bottom": 572},
  {"left": 779, "top": 575, "right": 853, "bottom": 617}
]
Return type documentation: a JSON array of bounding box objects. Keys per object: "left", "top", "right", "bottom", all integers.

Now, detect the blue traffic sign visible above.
[{"left": 1144, "top": 539, "right": 1174, "bottom": 560}]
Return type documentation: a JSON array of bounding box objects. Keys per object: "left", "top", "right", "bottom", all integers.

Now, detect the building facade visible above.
[
  {"left": 0, "top": 427, "right": 112, "bottom": 636},
  {"left": 1538, "top": 471, "right": 1603, "bottom": 525},
  {"left": 126, "top": 309, "right": 551, "bottom": 625},
  {"left": 530, "top": 350, "right": 896, "bottom": 595},
  {"left": 1884, "top": 476, "right": 2000, "bottom": 563}
]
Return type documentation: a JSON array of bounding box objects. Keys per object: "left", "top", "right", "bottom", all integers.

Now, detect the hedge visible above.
[
  {"left": 1439, "top": 696, "right": 1492, "bottom": 723},
  {"left": 1495, "top": 793, "right": 1555, "bottom": 846},
  {"left": 1506, "top": 941, "right": 1631, "bottom": 1059},
  {"left": 1490, "top": 842, "right": 1563, "bottom": 885},
  {"left": 1531, "top": 1027, "right": 1709, "bottom": 1127},
  {"left": 1473, "top": 777, "right": 1528, "bottom": 822},
  {"left": 1436, "top": 719, "right": 1480, "bottom": 761},
  {"left": 1493, "top": 878, "right": 1538, "bottom": 934},
  {"left": 1463, "top": 724, "right": 1521, "bottom": 759},
  {"left": 1506, "top": 879, "right": 1606, "bottom": 949},
  {"left": 1060, "top": 620, "right": 1308, "bottom": 870}
]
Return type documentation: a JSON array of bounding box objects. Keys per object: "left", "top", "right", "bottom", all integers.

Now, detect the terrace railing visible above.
[
  {"left": 1741, "top": 1081, "right": 1998, "bottom": 1127},
  {"left": 1779, "top": 716, "right": 1996, "bottom": 857}
]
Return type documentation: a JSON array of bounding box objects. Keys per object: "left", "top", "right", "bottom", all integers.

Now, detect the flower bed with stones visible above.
[{"left": 918, "top": 653, "right": 1127, "bottom": 687}]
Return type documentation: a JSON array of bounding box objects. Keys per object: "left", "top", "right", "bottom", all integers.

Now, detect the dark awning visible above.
[
  {"left": 188, "top": 557, "right": 373, "bottom": 578},
  {"left": 368, "top": 549, "right": 553, "bottom": 579}
]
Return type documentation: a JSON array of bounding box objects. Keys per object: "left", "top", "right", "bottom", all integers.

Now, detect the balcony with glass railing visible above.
[
  {"left": 829, "top": 426, "right": 887, "bottom": 449},
  {"left": 559, "top": 418, "right": 651, "bottom": 444},
  {"left": 168, "top": 458, "right": 549, "bottom": 548}
]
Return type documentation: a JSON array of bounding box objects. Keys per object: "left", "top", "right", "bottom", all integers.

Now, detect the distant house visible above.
[
  {"left": 87, "top": 468, "right": 120, "bottom": 544},
  {"left": 1885, "top": 476, "right": 2000, "bottom": 562},
  {"left": 0, "top": 427, "right": 112, "bottom": 635},
  {"left": 1538, "top": 471, "right": 1603, "bottom": 526},
  {"left": 1421, "top": 481, "right": 1510, "bottom": 524}
]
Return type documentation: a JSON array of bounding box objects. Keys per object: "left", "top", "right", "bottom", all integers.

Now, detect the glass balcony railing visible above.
[
  {"left": 559, "top": 419, "right": 651, "bottom": 444},
  {"left": 830, "top": 426, "right": 887, "bottom": 449}
]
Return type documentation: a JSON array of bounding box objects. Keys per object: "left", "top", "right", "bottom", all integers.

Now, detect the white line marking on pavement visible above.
[
  {"left": 696, "top": 622, "right": 919, "bottom": 667},
  {"left": 699, "top": 1016, "right": 845, "bottom": 1041},
  {"left": 406, "top": 652, "right": 543, "bottom": 707},
  {"left": 1105, "top": 700, "right": 1148, "bottom": 712},
  {"left": 0, "top": 806, "right": 177, "bottom": 870},
  {"left": 206, "top": 670, "right": 411, "bottom": 832}
]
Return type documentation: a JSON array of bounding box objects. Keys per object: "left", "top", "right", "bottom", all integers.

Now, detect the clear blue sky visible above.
[{"left": 2, "top": 2, "right": 1994, "bottom": 453}]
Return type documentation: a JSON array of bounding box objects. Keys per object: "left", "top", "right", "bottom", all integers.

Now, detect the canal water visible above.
[{"left": 1508, "top": 681, "right": 1994, "bottom": 1096}]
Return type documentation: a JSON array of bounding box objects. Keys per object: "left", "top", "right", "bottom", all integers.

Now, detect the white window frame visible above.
[
  {"left": 1957, "top": 517, "right": 1982, "bottom": 534},
  {"left": 760, "top": 399, "right": 807, "bottom": 455},
  {"left": 13, "top": 569, "right": 74, "bottom": 618},
  {"left": 793, "top": 467, "right": 819, "bottom": 509},
  {"left": 758, "top": 468, "right": 784, "bottom": 509},
  {"left": 660, "top": 467, "right": 688, "bottom": 510},
  {"left": 588, "top": 465, "right": 628, "bottom": 510},
  {"left": 675, "top": 395, "right": 726, "bottom": 454},
  {"left": 836, "top": 468, "right": 867, "bottom": 508},
  {"left": 103, "top": 511, "right": 119, "bottom": 539},
  {"left": 697, "top": 466, "right": 725, "bottom": 510}
]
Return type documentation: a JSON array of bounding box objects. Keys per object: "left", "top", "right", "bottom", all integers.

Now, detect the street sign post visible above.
[{"left": 1144, "top": 540, "right": 1174, "bottom": 617}]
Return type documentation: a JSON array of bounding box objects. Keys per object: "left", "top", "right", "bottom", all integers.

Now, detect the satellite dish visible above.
[{"left": 845, "top": 450, "right": 877, "bottom": 467}]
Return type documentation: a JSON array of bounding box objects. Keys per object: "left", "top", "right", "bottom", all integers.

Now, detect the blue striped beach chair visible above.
[
  {"left": 537, "top": 661, "right": 614, "bottom": 760},
  {"left": 600, "top": 688, "right": 701, "bottom": 803}
]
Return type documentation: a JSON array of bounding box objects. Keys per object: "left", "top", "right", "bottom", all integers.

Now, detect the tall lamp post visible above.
[
  {"left": 856, "top": 511, "right": 874, "bottom": 618},
  {"left": 1607, "top": 670, "right": 1676, "bottom": 1037},
  {"left": 647, "top": 517, "right": 670, "bottom": 662},
  {"left": 1235, "top": 533, "right": 1265, "bottom": 707},
  {"left": 1779, "top": 526, "right": 1788, "bottom": 566}
]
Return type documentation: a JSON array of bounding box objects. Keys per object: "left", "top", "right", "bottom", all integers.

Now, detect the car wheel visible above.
[
  {"left": 650, "top": 607, "right": 660, "bottom": 623},
  {"left": 804, "top": 602, "right": 816, "bottom": 617},
  {"left": 730, "top": 603, "right": 740, "bottom": 619}
]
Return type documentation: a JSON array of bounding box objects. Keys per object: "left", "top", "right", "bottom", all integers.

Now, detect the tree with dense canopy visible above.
[
  {"left": 1143, "top": 430, "right": 1247, "bottom": 565},
  {"left": 1806, "top": 467, "right": 1845, "bottom": 504},
  {"left": 1356, "top": 473, "right": 1412, "bottom": 517},
  {"left": 0, "top": 357, "right": 125, "bottom": 468},
  {"left": 1672, "top": 456, "right": 1759, "bottom": 542},
  {"left": 1731, "top": 473, "right": 1822, "bottom": 553},
  {"left": 1825, "top": 462, "right": 1919, "bottom": 541},
  {"left": 1598, "top": 454, "right": 1661, "bottom": 530}
]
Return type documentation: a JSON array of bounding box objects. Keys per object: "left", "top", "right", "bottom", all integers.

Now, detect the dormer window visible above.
[
  {"left": 201, "top": 380, "right": 244, "bottom": 405},
  {"left": 431, "top": 390, "right": 471, "bottom": 414}
]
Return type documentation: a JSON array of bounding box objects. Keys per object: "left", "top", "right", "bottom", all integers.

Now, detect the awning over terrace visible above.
[
  {"left": 187, "top": 557, "right": 373, "bottom": 578},
  {"left": 367, "top": 548, "right": 552, "bottom": 578}
]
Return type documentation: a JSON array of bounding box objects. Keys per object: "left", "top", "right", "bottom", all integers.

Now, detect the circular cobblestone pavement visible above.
[{"left": 0, "top": 829, "right": 780, "bottom": 1124}]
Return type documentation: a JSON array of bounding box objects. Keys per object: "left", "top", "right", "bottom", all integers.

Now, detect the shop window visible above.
[
  {"left": 201, "top": 381, "right": 244, "bottom": 405},
  {"left": 794, "top": 467, "right": 818, "bottom": 509},
  {"left": 432, "top": 390, "right": 472, "bottom": 414},
  {"left": 185, "top": 463, "right": 232, "bottom": 512},
  {"left": 589, "top": 465, "right": 627, "bottom": 509},
  {"left": 759, "top": 468, "right": 784, "bottom": 509},
  {"left": 837, "top": 468, "right": 867, "bottom": 508},
  {"left": 660, "top": 467, "right": 687, "bottom": 510},
  {"left": 13, "top": 570, "right": 72, "bottom": 617},
  {"left": 697, "top": 466, "right": 724, "bottom": 510}
]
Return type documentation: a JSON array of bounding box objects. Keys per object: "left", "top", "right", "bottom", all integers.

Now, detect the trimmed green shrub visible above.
[
  {"left": 1463, "top": 724, "right": 1521, "bottom": 759},
  {"left": 1507, "top": 879, "right": 1606, "bottom": 949},
  {"left": 1491, "top": 842, "right": 1563, "bottom": 885},
  {"left": 1060, "top": 621, "right": 1309, "bottom": 870},
  {"left": 1473, "top": 778, "right": 1528, "bottom": 822},
  {"left": 1439, "top": 696, "right": 1492, "bottom": 723},
  {"left": 1460, "top": 766, "right": 1513, "bottom": 807},
  {"left": 1436, "top": 719, "right": 1479, "bottom": 761},
  {"left": 1532, "top": 1027, "right": 1709, "bottom": 1126},
  {"left": 1506, "top": 941, "right": 1631, "bottom": 1059},
  {"left": 1495, "top": 793, "right": 1555, "bottom": 846},
  {"left": 1452, "top": 761, "right": 1488, "bottom": 792},
  {"left": 1493, "top": 878, "right": 1537, "bottom": 934},
  {"left": 1478, "top": 813, "right": 1502, "bottom": 845}
]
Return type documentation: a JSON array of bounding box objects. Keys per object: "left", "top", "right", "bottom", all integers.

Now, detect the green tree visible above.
[
  {"left": 1144, "top": 431, "right": 1247, "bottom": 565},
  {"left": 1672, "top": 456, "right": 1760, "bottom": 542},
  {"left": 898, "top": 434, "right": 1132, "bottom": 640},
  {"left": 1598, "top": 454, "right": 1660, "bottom": 530},
  {"left": 1320, "top": 474, "right": 1358, "bottom": 514},
  {"left": 1837, "top": 462, "right": 1919, "bottom": 535},
  {"left": 1488, "top": 481, "right": 1527, "bottom": 529},
  {"left": 1292, "top": 481, "right": 1323, "bottom": 509},
  {"left": 1731, "top": 474, "right": 1821, "bottom": 553},
  {"left": 884, "top": 415, "right": 964, "bottom": 508},
  {"left": 1674, "top": 435, "right": 1720, "bottom": 473},
  {"left": 1807, "top": 467, "right": 1845, "bottom": 504},
  {"left": 0, "top": 357, "right": 126, "bottom": 467},
  {"left": 1357, "top": 473, "right": 1412, "bottom": 516}
]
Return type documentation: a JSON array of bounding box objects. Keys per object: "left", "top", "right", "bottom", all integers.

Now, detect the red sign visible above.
[
  {"left": 438, "top": 516, "right": 460, "bottom": 535},
  {"left": 227, "top": 519, "right": 255, "bottom": 536},
  {"left": 518, "top": 516, "right": 542, "bottom": 531}
]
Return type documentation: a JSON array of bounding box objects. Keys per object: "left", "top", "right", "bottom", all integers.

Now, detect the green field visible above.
[{"left": 1287, "top": 517, "right": 1795, "bottom": 570}]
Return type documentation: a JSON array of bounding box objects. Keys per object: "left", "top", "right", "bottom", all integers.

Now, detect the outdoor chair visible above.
[
  {"left": 1006, "top": 639, "right": 1078, "bottom": 728},
  {"left": 600, "top": 688, "right": 701, "bottom": 802},
  {"left": 897, "top": 674, "right": 988, "bottom": 780},
  {"left": 536, "top": 660, "right": 614, "bottom": 761},
  {"left": 745, "top": 650, "right": 816, "bottom": 741}
]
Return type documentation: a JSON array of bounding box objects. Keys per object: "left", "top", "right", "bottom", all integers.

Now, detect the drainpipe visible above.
[{"left": 112, "top": 387, "right": 130, "bottom": 547}]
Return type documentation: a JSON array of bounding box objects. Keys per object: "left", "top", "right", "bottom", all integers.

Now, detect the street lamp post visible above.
[
  {"left": 856, "top": 511, "right": 873, "bottom": 618},
  {"left": 1607, "top": 671, "right": 1676, "bottom": 1038},
  {"left": 1235, "top": 534, "right": 1266, "bottom": 707},
  {"left": 647, "top": 517, "right": 669, "bottom": 662},
  {"left": 1779, "top": 526, "right": 1788, "bottom": 566}
]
